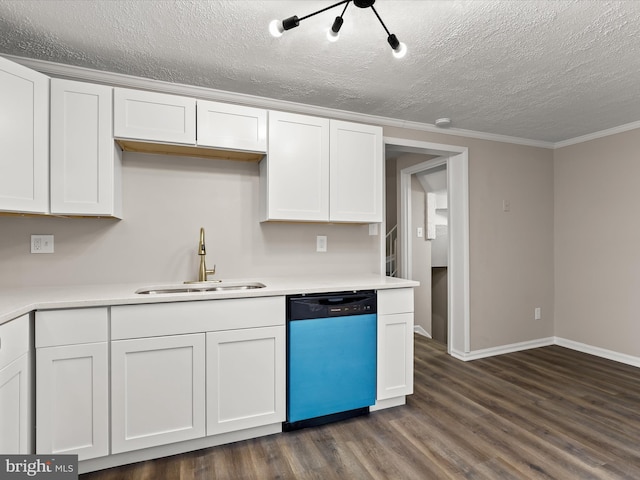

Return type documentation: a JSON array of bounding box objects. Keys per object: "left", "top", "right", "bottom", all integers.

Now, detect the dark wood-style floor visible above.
[{"left": 82, "top": 335, "right": 640, "bottom": 479}]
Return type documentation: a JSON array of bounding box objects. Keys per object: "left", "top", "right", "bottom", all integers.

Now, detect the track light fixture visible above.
[{"left": 269, "top": 0, "right": 407, "bottom": 59}]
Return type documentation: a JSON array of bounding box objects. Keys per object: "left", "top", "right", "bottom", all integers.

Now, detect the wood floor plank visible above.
[{"left": 81, "top": 336, "right": 640, "bottom": 480}]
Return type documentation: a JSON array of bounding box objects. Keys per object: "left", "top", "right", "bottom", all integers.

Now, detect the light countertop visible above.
[{"left": 0, "top": 274, "right": 418, "bottom": 325}]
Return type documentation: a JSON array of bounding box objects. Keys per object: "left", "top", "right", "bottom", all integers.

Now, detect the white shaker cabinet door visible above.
[
  {"left": 111, "top": 334, "right": 206, "bottom": 453},
  {"left": 36, "top": 342, "right": 109, "bottom": 460},
  {"left": 0, "top": 354, "right": 31, "bottom": 454},
  {"left": 377, "top": 312, "right": 414, "bottom": 400},
  {"left": 329, "top": 120, "right": 383, "bottom": 223},
  {"left": 261, "top": 111, "right": 330, "bottom": 221},
  {"left": 50, "top": 79, "right": 122, "bottom": 217},
  {"left": 113, "top": 88, "right": 196, "bottom": 145},
  {"left": 0, "top": 56, "right": 49, "bottom": 214},
  {"left": 0, "top": 313, "right": 32, "bottom": 454},
  {"left": 377, "top": 288, "right": 415, "bottom": 400},
  {"left": 197, "top": 100, "right": 267, "bottom": 153},
  {"left": 206, "top": 326, "right": 285, "bottom": 435}
]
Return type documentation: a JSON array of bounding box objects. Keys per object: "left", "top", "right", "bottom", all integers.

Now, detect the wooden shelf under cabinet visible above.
[{"left": 116, "top": 140, "right": 265, "bottom": 162}]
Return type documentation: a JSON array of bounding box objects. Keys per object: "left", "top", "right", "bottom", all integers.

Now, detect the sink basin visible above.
[{"left": 136, "top": 282, "right": 266, "bottom": 295}]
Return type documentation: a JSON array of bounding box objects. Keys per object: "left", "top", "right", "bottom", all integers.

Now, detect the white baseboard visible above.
[
  {"left": 446, "top": 336, "right": 640, "bottom": 369},
  {"left": 450, "top": 337, "right": 555, "bottom": 361},
  {"left": 554, "top": 337, "right": 640, "bottom": 368},
  {"left": 414, "top": 325, "right": 431, "bottom": 338}
]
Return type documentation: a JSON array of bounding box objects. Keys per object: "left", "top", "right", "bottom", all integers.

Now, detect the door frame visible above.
[{"left": 383, "top": 137, "right": 470, "bottom": 356}]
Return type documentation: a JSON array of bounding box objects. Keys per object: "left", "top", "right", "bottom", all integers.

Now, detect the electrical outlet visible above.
[
  {"left": 31, "top": 234, "right": 54, "bottom": 254},
  {"left": 316, "top": 235, "right": 327, "bottom": 253},
  {"left": 503, "top": 199, "right": 511, "bottom": 212},
  {"left": 534, "top": 307, "right": 541, "bottom": 320}
]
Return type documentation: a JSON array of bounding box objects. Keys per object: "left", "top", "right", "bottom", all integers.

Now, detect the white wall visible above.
[{"left": 0, "top": 151, "right": 380, "bottom": 288}]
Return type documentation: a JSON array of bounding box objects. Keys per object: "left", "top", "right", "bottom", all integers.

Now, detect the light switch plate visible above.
[{"left": 31, "top": 234, "right": 54, "bottom": 254}]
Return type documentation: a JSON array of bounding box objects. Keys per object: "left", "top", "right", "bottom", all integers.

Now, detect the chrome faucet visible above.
[{"left": 196, "top": 227, "right": 216, "bottom": 282}]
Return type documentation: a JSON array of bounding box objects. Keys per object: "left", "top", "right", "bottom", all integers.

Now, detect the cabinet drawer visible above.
[
  {"left": 111, "top": 296, "right": 285, "bottom": 340},
  {"left": 377, "top": 288, "right": 414, "bottom": 315},
  {"left": 114, "top": 88, "right": 196, "bottom": 144},
  {"left": 0, "top": 314, "right": 30, "bottom": 369},
  {"left": 36, "top": 308, "right": 108, "bottom": 348},
  {"left": 197, "top": 101, "right": 267, "bottom": 152}
]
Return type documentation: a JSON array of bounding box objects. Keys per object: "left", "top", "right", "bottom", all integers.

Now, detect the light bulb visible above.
[
  {"left": 392, "top": 42, "right": 407, "bottom": 59},
  {"left": 269, "top": 19, "right": 284, "bottom": 38},
  {"left": 327, "top": 16, "right": 343, "bottom": 43},
  {"left": 327, "top": 29, "right": 340, "bottom": 42}
]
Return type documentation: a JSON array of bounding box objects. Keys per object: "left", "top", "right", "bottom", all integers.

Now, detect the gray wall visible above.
[
  {"left": 384, "top": 126, "right": 555, "bottom": 352},
  {"left": 555, "top": 128, "right": 640, "bottom": 357}
]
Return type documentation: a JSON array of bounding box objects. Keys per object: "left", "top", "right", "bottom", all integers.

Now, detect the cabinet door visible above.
[
  {"left": 0, "top": 354, "right": 31, "bottom": 454},
  {"left": 261, "top": 111, "right": 330, "bottom": 221},
  {"left": 111, "top": 334, "right": 205, "bottom": 453},
  {"left": 0, "top": 56, "right": 49, "bottom": 214},
  {"left": 206, "top": 326, "right": 285, "bottom": 435},
  {"left": 113, "top": 88, "right": 196, "bottom": 145},
  {"left": 377, "top": 312, "right": 414, "bottom": 400},
  {"left": 36, "top": 342, "right": 108, "bottom": 460},
  {"left": 330, "top": 120, "right": 383, "bottom": 222},
  {"left": 197, "top": 100, "right": 267, "bottom": 152},
  {"left": 50, "top": 79, "right": 122, "bottom": 217}
]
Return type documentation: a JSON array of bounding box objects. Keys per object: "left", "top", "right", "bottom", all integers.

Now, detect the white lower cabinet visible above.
[
  {"left": 206, "top": 326, "right": 285, "bottom": 435},
  {"left": 0, "top": 314, "right": 32, "bottom": 454},
  {"left": 377, "top": 288, "right": 415, "bottom": 400},
  {"left": 35, "top": 308, "right": 109, "bottom": 461},
  {"left": 111, "top": 333, "right": 206, "bottom": 454},
  {"left": 36, "top": 343, "right": 109, "bottom": 460}
]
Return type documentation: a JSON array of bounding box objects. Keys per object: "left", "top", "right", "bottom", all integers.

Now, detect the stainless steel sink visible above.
[{"left": 136, "top": 282, "right": 266, "bottom": 295}]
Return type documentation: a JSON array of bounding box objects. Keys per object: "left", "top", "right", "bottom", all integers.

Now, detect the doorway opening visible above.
[{"left": 382, "top": 137, "right": 470, "bottom": 357}]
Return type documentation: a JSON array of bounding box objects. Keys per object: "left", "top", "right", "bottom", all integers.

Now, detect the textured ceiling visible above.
[{"left": 1, "top": 0, "right": 640, "bottom": 143}]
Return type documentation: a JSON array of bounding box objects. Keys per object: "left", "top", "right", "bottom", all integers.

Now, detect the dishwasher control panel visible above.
[{"left": 287, "top": 290, "right": 377, "bottom": 320}]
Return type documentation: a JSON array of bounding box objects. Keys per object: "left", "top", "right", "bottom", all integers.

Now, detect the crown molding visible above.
[{"left": 553, "top": 120, "right": 640, "bottom": 149}]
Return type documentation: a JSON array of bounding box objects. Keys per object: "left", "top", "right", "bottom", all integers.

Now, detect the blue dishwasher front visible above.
[{"left": 285, "top": 291, "right": 377, "bottom": 431}]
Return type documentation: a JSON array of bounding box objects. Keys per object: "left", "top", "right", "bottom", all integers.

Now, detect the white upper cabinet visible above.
[
  {"left": 50, "top": 79, "right": 122, "bottom": 217},
  {"left": 0, "top": 56, "right": 49, "bottom": 214},
  {"left": 261, "top": 111, "right": 330, "bottom": 222},
  {"left": 113, "top": 88, "right": 196, "bottom": 145},
  {"left": 197, "top": 101, "right": 267, "bottom": 153},
  {"left": 330, "top": 120, "right": 383, "bottom": 223},
  {"left": 261, "top": 111, "right": 383, "bottom": 223}
]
